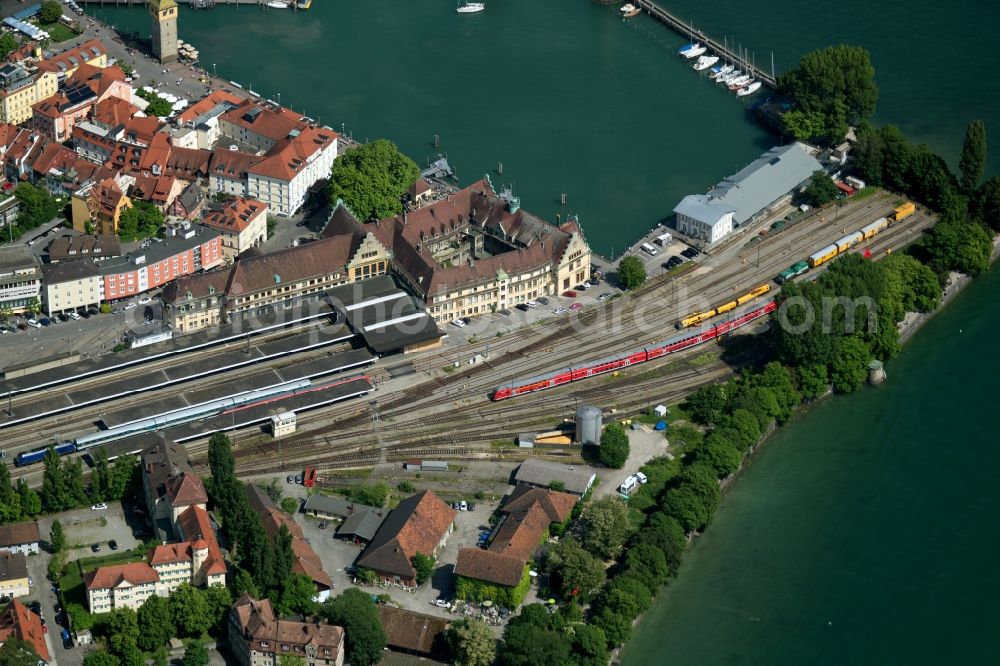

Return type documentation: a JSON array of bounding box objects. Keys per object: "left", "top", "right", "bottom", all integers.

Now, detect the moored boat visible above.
[
  {"left": 728, "top": 74, "right": 752, "bottom": 90},
  {"left": 678, "top": 42, "right": 700, "bottom": 56},
  {"left": 712, "top": 64, "right": 734, "bottom": 80},
  {"left": 693, "top": 55, "right": 719, "bottom": 71},
  {"left": 682, "top": 45, "right": 707, "bottom": 59},
  {"left": 456, "top": 1, "right": 485, "bottom": 13},
  {"left": 736, "top": 80, "right": 762, "bottom": 96},
  {"left": 721, "top": 69, "right": 742, "bottom": 84},
  {"left": 266, "top": 0, "right": 289, "bottom": 8},
  {"left": 620, "top": 3, "right": 641, "bottom": 18}
]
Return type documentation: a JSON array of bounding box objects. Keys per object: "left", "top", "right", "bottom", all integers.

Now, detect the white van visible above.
[
  {"left": 641, "top": 243, "right": 659, "bottom": 256},
  {"left": 619, "top": 475, "right": 640, "bottom": 496}
]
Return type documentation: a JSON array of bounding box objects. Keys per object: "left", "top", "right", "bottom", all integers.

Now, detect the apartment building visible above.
[
  {"left": 200, "top": 197, "right": 268, "bottom": 260},
  {"left": 42, "top": 258, "right": 102, "bottom": 316},
  {"left": 0, "top": 245, "right": 42, "bottom": 314},
  {"left": 229, "top": 596, "right": 344, "bottom": 666}
]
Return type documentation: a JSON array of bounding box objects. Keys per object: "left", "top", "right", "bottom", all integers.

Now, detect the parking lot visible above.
[{"left": 36, "top": 502, "right": 144, "bottom": 562}]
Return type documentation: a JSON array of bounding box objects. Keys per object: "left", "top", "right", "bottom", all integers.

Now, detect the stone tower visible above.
[{"left": 149, "top": 0, "right": 178, "bottom": 64}]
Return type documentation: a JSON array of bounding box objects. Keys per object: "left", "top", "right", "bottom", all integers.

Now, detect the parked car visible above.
[
  {"left": 569, "top": 303, "right": 583, "bottom": 311},
  {"left": 26, "top": 319, "right": 41, "bottom": 329},
  {"left": 138, "top": 296, "right": 152, "bottom": 305},
  {"left": 553, "top": 307, "right": 569, "bottom": 315},
  {"left": 80, "top": 310, "right": 91, "bottom": 318},
  {"left": 108, "top": 540, "right": 118, "bottom": 551},
  {"left": 681, "top": 247, "right": 700, "bottom": 259},
  {"left": 452, "top": 502, "right": 461, "bottom": 510},
  {"left": 514, "top": 304, "right": 530, "bottom": 312},
  {"left": 286, "top": 475, "right": 294, "bottom": 484},
  {"left": 636, "top": 472, "right": 648, "bottom": 484},
  {"left": 536, "top": 296, "right": 550, "bottom": 305},
  {"left": 434, "top": 599, "right": 450, "bottom": 608},
  {"left": 90, "top": 503, "right": 107, "bottom": 511},
  {"left": 56, "top": 314, "right": 69, "bottom": 322},
  {"left": 67, "top": 311, "right": 81, "bottom": 320},
  {"left": 459, "top": 500, "right": 468, "bottom": 511},
  {"left": 498, "top": 308, "right": 511, "bottom": 316},
  {"left": 318, "top": 521, "right": 328, "bottom": 529},
  {"left": 468, "top": 502, "right": 476, "bottom": 512},
  {"left": 562, "top": 290, "right": 577, "bottom": 298},
  {"left": 91, "top": 543, "right": 100, "bottom": 553},
  {"left": 598, "top": 293, "right": 613, "bottom": 302},
  {"left": 575, "top": 283, "right": 589, "bottom": 291},
  {"left": 524, "top": 301, "right": 538, "bottom": 308},
  {"left": 26, "top": 601, "right": 41, "bottom": 616},
  {"left": 124, "top": 302, "right": 137, "bottom": 311},
  {"left": 38, "top": 318, "right": 51, "bottom": 326},
  {"left": 451, "top": 318, "right": 466, "bottom": 328}
]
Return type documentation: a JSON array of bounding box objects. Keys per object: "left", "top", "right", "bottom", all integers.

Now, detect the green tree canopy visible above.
[
  {"left": 778, "top": 45, "right": 878, "bottom": 145},
  {"left": 0, "top": 34, "right": 18, "bottom": 61},
  {"left": 829, "top": 336, "right": 871, "bottom": 393},
  {"left": 0, "top": 463, "right": 21, "bottom": 523},
  {"left": 320, "top": 588, "right": 386, "bottom": 666},
  {"left": 276, "top": 574, "right": 317, "bottom": 618},
  {"left": 624, "top": 544, "right": 669, "bottom": 590},
  {"left": 49, "top": 519, "right": 66, "bottom": 553},
  {"left": 571, "top": 624, "right": 609, "bottom": 666},
  {"left": 781, "top": 109, "right": 827, "bottom": 142},
  {"left": 411, "top": 552, "right": 435, "bottom": 586},
  {"left": 591, "top": 608, "right": 632, "bottom": 650},
  {"left": 804, "top": 170, "right": 840, "bottom": 207},
  {"left": 39, "top": 0, "right": 62, "bottom": 23},
  {"left": 82, "top": 651, "right": 121, "bottom": 666},
  {"left": 596, "top": 575, "right": 652, "bottom": 619},
  {"left": 497, "top": 622, "right": 573, "bottom": 666},
  {"left": 544, "top": 537, "right": 605, "bottom": 601},
  {"left": 700, "top": 433, "right": 743, "bottom": 478},
  {"left": 137, "top": 594, "right": 175, "bottom": 651},
  {"left": 329, "top": 139, "right": 419, "bottom": 221},
  {"left": 959, "top": 119, "right": 987, "bottom": 193},
  {"left": 635, "top": 512, "right": 687, "bottom": 572},
  {"left": 682, "top": 383, "right": 729, "bottom": 425},
  {"left": 597, "top": 423, "right": 629, "bottom": 469},
  {"left": 616, "top": 255, "right": 646, "bottom": 290},
  {"left": 106, "top": 607, "right": 140, "bottom": 656},
  {"left": 182, "top": 643, "right": 210, "bottom": 666},
  {"left": 0, "top": 637, "right": 41, "bottom": 666},
  {"left": 169, "top": 584, "right": 212, "bottom": 638},
  {"left": 971, "top": 175, "right": 1000, "bottom": 231},
  {"left": 579, "top": 496, "right": 631, "bottom": 559},
  {"left": 446, "top": 619, "right": 497, "bottom": 666},
  {"left": 16, "top": 479, "right": 40, "bottom": 518},
  {"left": 881, "top": 253, "right": 940, "bottom": 313}
]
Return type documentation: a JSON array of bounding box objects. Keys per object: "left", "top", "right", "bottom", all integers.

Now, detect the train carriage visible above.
[
  {"left": 859, "top": 217, "right": 889, "bottom": 240},
  {"left": 835, "top": 231, "right": 864, "bottom": 253},
  {"left": 808, "top": 244, "right": 839, "bottom": 268},
  {"left": 736, "top": 283, "right": 770, "bottom": 305}
]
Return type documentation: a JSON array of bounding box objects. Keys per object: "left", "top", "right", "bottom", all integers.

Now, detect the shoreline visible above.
[{"left": 611, "top": 235, "right": 1000, "bottom": 665}]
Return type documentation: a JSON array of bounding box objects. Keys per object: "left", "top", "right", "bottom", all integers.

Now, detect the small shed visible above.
[
  {"left": 653, "top": 404, "right": 667, "bottom": 417},
  {"left": 518, "top": 433, "right": 535, "bottom": 448},
  {"left": 403, "top": 459, "right": 422, "bottom": 471},
  {"left": 421, "top": 460, "right": 448, "bottom": 472}
]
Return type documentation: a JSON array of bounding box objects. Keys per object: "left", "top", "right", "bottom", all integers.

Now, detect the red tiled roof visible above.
[
  {"left": 357, "top": 491, "right": 455, "bottom": 580},
  {"left": 0, "top": 522, "right": 40, "bottom": 547},
  {"left": 202, "top": 197, "right": 266, "bottom": 234},
  {"left": 131, "top": 173, "right": 178, "bottom": 207},
  {"left": 84, "top": 562, "right": 158, "bottom": 590},
  {"left": 454, "top": 548, "right": 525, "bottom": 588},
  {"left": 0, "top": 599, "right": 50, "bottom": 663},
  {"left": 177, "top": 89, "right": 242, "bottom": 125},
  {"left": 31, "top": 142, "right": 76, "bottom": 176},
  {"left": 93, "top": 96, "right": 141, "bottom": 127},
  {"left": 149, "top": 542, "right": 190, "bottom": 565},
  {"left": 246, "top": 127, "right": 336, "bottom": 181},
  {"left": 500, "top": 486, "right": 576, "bottom": 524},
  {"left": 176, "top": 505, "right": 226, "bottom": 575},
  {"left": 220, "top": 99, "right": 310, "bottom": 144},
  {"left": 164, "top": 472, "right": 208, "bottom": 507},
  {"left": 209, "top": 148, "right": 260, "bottom": 180}
]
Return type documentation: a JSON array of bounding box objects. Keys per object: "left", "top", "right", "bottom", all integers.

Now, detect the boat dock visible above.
[
  {"left": 75, "top": 0, "right": 299, "bottom": 7},
  {"left": 632, "top": 0, "right": 777, "bottom": 89}
]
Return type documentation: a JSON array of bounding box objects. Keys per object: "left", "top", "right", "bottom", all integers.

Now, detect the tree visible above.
[
  {"left": 207, "top": 433, "right": 236, "bottom": 511},
  {"left": 447, "top": 619, "right": 496, "bottom": 666},
  {"left": 329, "top": 139, "right": 419, "bottom": 221},
  {"left": 796, "top": 363, "right": 830, "bottom": 400},
  {"left": 624, "top": 544, "right": 669, "bottom": 589},
  {"left": 597, "top": 575, "right": 652, "bottom": 618},
  {"left": 16, "top": 479, "right": 40, "bottom": 517},
  {"left": 90, "top": 445, "right": 111, "bottom": 502},
  {"left": 637, "top": 512, "right": 687, "bottom": 572},
  {"left": 276, "top": 574, "right": 316, "bottom": 618},
  {"left": 82, "top": 651, "right": 121, "bottom": 666},
  {"left": 683, "top": 383, "right": 729, "bottom": 425},
  {"left": 497, "top": 623, "right": 573, "bottom": 666},
  {"left": 830, "top": 336, "right": 871, "bottom": 393},
  {"left": 138, "top": 594, "right": 175, "bottom": 651},
  {"left": 119, "top": 647, "right": 144, "bottom": 666},
  {"left": 544, "top": 538, "right": 605, "bottom": 601},
  {"left": 662, "top": 464, "right": 721, "bottom": 533},
  {"left": 777, "top": 45, "right": 878, "bottom": 145},
  {"left": 616, "top": 255, "right": 646, "bottom": 290},
  {"left": 579, "top": 496, "right": 631, "bottom": 559},
  {"left": 0, "top": 462, "right": 21, "bottom": 523},
  {"left": 920, "top": 215, "right": 992, "bottom": 276},
  {"left": 49, "top": 520, "right": 66, "bottom": 553},
  {"left": 271, "top": 524, "right": 296, "bottom": 587},
  {"left": 597, "top": 423, "right": 629, "bottom": 469},
  {"left": 182, "top": 643, "right": 210, "bottom": 666},
  {"left": 204, "top": 584, "right": 233, "bottom": 635},
  {"left": 169, "top": 584, "right": 212, "bottom": 637},
  {"left": 320, "top": 588, "right": 386, "bottom": 666},
  {"left": 959, "top": 119, "right": 987, "bottom": 193},
  {"left": 64, "top": 457, "right": 88, "bottom": 506},
  {"left": 411, "top": 552, "right": 435, "bottom": 586},
  {"left": 881, "top": 253, "right": 940, "bottom": 313},
  {"left": 804, "top": 170, "right": 840, "bottom": 207},
  {"left": 571, "top": 624, "right": 609, "bottom": 666},
  {"left": 0, "top": 637, "right": 41, "bottom": 666},
  {"left": 41, "top": 447, "right": 69, "bottom": 512},
  {"left": 233, "top": 568, "right": 260, "bottom": 599},
  {"left": 108, "top": 456, "right": 136, "bottom": 501},
  {"left": 106, "top": 607, "right": 140, "bottom": 656},
  {"left": 781, "top": 109, "right": 827, "bottom": 142},
  {"left": 700, "top": 433, "right": 743, "bottom": 478},
  {"left": 972, "top": 176, "right": 1000, "bottom": 231},
  {"left": 717, "top": 408, "right": 762, "bottom": 450},
  {"left": 0, "top": 34, "right": 18, "bottom": 61},
  {"left": 591, "top": 608, "right": 632, "bottom": 649},
  {"left": 39, "top": 0, "right": 62, "bottom": 23}
]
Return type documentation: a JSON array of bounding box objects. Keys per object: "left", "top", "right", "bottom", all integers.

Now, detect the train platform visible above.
[
  {"left": 327, "top": 276, "right": 444, "bottom": 354},
  {"left": 0, "top": 325, "right": 356, "bottom": 428},
  {"left": 0, "top": 305, "right": 340, "bottom": 397},
  {"left": 168, "top": 374, "right": 374, "bottom": 443},
  {"left": 99, "top": 348, "right": 375, "bottom": 429}
]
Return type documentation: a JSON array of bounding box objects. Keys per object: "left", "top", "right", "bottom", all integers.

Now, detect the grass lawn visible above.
[{"left": 39, "top": 22, "right": 81, "bottom": 43}]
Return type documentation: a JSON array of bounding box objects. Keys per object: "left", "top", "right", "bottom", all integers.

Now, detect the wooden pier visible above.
[{"left": 633, "top": 0, "right": 777, "bottom": 89}]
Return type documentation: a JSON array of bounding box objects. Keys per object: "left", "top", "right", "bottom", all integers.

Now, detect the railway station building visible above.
[
  {"left": 322, "top": 177, "right": 593, "bottom": 323},
  {"left": 673, "top": 142, "right": 823, "bottom": 243}
]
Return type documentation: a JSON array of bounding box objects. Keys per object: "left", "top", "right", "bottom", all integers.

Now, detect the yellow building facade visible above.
[{"left": 0, "top": 67, "right": 57, "bottom": 125}]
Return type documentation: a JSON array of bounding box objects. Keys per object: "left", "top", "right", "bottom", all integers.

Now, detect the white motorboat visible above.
[
  {"left": 682, "top": 45, "right": 707, "bottom": 59},
  {"left": 678, "top": 42, "right": 700, "bottom": 56},
  {"left": 737, "top": 80, "right": 763, "bottom": 97},
  {"left": 620, "top": 3, "right": 641, "bottom": 17},
  {"left": 693, "top": 55, "right": 720, "bottom": 71},
  {"left": 266, "top": 1, "right": 289, "bottom": 8},
  {"left": 728, "top": 74, "right": 752, "bottom": 90},
  {"left": 456, "top": 1, "right": 485, "bottom": 13}
]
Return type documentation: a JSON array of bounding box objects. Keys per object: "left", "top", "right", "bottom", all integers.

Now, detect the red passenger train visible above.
[{"left": 490, "top": 300, "right": 777, "bottom": 401}]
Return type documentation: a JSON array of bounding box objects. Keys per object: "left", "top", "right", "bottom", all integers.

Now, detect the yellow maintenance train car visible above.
[
  {"left": 676, "top": 283, "right": 772, "bottom": 328},
  {"left": 891, "top": 202, "right": 915, "bottom": 222}
]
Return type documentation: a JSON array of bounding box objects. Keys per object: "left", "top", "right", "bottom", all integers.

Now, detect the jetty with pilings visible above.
[
  {"left": 75, "top": 0, "right": 294, "bottom": 7},
  {"left": 632, "top": 0, "right": 778, "bottom": 89}
]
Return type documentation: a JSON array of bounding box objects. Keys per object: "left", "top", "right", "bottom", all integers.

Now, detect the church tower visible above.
[{"left": 149, "top": 0, "right": 178, "bottom": 64}]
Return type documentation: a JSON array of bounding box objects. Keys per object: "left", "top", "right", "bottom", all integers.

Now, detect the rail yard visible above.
[{"left": 0, "top": 190, "right": 936, "bottom": 484}]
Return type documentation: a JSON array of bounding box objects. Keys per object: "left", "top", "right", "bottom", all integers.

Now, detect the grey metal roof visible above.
[
  {"left": 514, "top": 458, "right": 596, "bottom": 495},
  {"left": 705, "top": 142, "right": 822, "bottom": 225},
  {"left": 336, "top": 508, "right": 386, "bottom": 542},
  {"left": 672, "top": 194, "right": 736, "bottom": 226},
  {"left": 0, "top": 245, "right": 41, "bottom": 277}
]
